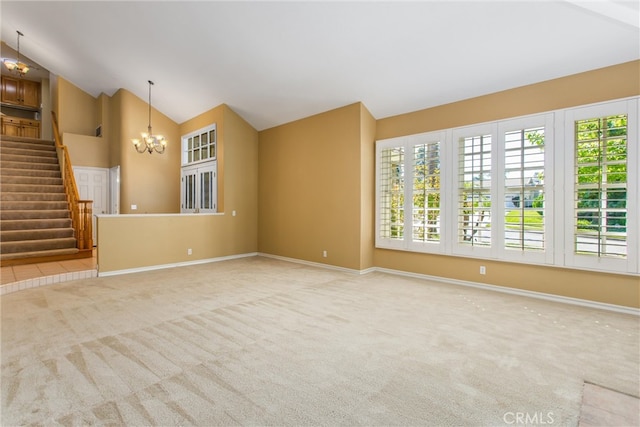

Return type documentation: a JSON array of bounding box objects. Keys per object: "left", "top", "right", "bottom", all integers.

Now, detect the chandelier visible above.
[
  {"left": 3, "top": 30, "right": 30, "bottom": 76},
  {"left": 132, "top": 80, "right": 166, "bottom": 154}
]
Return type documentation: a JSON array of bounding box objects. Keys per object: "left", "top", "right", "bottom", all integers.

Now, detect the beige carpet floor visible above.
[{"left": 1, "top": 256, "right": 638, "bottom": 426}]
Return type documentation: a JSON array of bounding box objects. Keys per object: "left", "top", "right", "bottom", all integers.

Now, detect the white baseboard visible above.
[
  {"left": 256, "top": 254, "right": 639, "bottom": 316},
  {"left": 84, "top": 251, "right": 640, "bottom": 316},
  {"left": 373, "top": 267, "right": 640, "bottom": 316},
  {"left": 258, "top": 252, "right": 371, "bottom": 274},
  {"left": 97, "top": 252, "right": 258, "bottom": 278}
]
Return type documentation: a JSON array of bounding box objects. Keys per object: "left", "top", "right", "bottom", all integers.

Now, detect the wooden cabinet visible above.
[
  {"left": 1, "top": 76, "right": 41, "bottom": 109},
  {"left": 1, "top": 116, "right": 40, "bottom": 138},
  {"left": 21, "top": 119, "right": 41, "bottom": 138}
]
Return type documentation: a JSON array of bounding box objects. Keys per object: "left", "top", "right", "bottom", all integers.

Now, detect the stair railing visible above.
[{"left": 51, "top": 111, "right": 93, "bottom": 251}]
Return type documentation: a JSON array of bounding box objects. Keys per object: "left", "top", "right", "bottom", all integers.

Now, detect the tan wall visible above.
[
  {"left": 359, "top": 104, "right": 376, "bottom": 270},
  {"left": 114, "top": 89, "right": 181, "bottom": 214},
  {"left": 179, "top": 103, "right": 260, "bottom": 244},
  {"left": 221, "top": 105, "right": 259, "bottom": 244},
  {"left": 64, "top": 132, "right": 109, "bottom": 168},
  {"left": 98, "top": 104, "right": 258, "bottom": 273},
  {"left": 377, "top": 60, "right": 640, "bottom": 139},
  {"left": 179, "top": 104, "right": 225, "bottom": 211},
  {"left": 96, "top": 93, "right": 111, "bottom": 164},
  {"left": 57, "top": 77, "right": 98, "bottom": 136},
  {"left": 109, "top": 90, "right": 123, "bottom": 171},
  {"left": 374, "top": 60, "right": 640, "bottom": 308},
  {"left": 258, "top": 103, "right": 368, "bottom": 270},
  {"left": 40, "top": 78, "right": 52, "bottom": 140},
  {"left": 97, "top": 214, "right": 252, "bottom": 272}
]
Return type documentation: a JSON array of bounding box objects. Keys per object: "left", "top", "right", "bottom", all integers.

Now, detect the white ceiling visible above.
[{"left": 1, "top": 1, "right": 638, "bottom": 131}]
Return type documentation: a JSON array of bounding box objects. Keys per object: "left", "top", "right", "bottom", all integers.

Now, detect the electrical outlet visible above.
[
  {"left": 480, "top": 266, "right": 486, "bottom": 275},
  {"left": 323, "top": 250, "right": 328, "bottom": 258},
  {"left": 187, "top": 248, "right": 192, "bottom": 255}
]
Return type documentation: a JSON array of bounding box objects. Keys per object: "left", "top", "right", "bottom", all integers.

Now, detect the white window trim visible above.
[
  {"left": 181, "top": 162, "right": 217, "bottom": 213},
  {"left": 406, "top": 131, "right": 448, "bottom": 254},
  {"left": 375, "top": 139, "right": 405, "bottom": 250},
  {"left": 375, "top": 97, "right": 639, "bottom": 275},
  {"left": 182, "top": 124, "right": 217, "bottom": 167},
  {"left": 376, "top": 131, "right": 447, "bottom": 254},
  {"left": 563, "top": 99, "right": 638, "bottom": 274},
  {"left": 181, "top": 123, "right": 218, "bottom": 214},
  {"left": 496, "top": 114, "right": 555, "bottom": 266},
  {"left": 451, "top": 123, "right": 498, "bottom": 259}
]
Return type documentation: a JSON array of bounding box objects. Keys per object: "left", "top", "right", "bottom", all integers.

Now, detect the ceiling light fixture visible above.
[
  {"left": 3, "top": 30, "right": 30, "bottom": 76},
  {"left": 132, "top": 80, "right": 166, "bottom": 154}
]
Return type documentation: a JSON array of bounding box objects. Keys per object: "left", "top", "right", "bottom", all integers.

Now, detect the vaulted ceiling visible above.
[{"left": 1, "top": 1, "right": 638, "bottom": 130}]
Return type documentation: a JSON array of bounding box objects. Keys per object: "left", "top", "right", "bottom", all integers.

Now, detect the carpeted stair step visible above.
[
  {"left": 1, "top": 227, "right": 74, "bottom": 242},
  {"left": 1, "top": 146, "right": 58, "bottom": 159},
  {"left": 0, "top": 183, "right": 65, "bottom": 194},
  {"left": 0, "top": 167, "right": 62, "bottom": 179},
  {"left": 2, "top": 212, "right": 71, "bottom": 222},
  {"left": 0, "top": 160, "right": 60, "bottom": 172},
  {"left": 0, "top": 200, "right": 69, "bottom": 211},
  {"left": 0, "top": 135, "right": 56, "bottom": 147},
  {"left": 0, "top": 175, "right": 63, "bottom": 186},
  {"left": 0, "top": 136, "right": 81, "bottom": 265},
  {"left": 0, "top": 139, "right": 56, "bottom": 152},
  {"left": 1, "top": 137, "right": 56, "bottom": 147},
  {"left": 1, "top": 192, "right": 67, "bottom": 202},
  {"left": 1, "top": 153, "right": 59, "bottom": 165},
  {"left": 1, "top": 218, "right": 72, "bottom": 230},
  {"left": 1, "top": 237, "right": 77, "bottom": 254},
  {"left": 0, "top": 247, "right": 79, "bottom": 262}
]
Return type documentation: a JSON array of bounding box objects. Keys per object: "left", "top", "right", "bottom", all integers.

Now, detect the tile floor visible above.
[
  {"left": 0, "top": 249, "right": 97, "bottom": 295},
  {"left": 579, "top": 382, "right": 640, "bottom": 427}
]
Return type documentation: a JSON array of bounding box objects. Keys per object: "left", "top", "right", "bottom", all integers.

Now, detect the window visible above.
[
  {"left": 181, "top": 124, "right": 217, "bottom": 213},
  {"left": 497, "top": 114, "right": 554, "bottom": 266},
  {"left": 413, "top": 141, "right": 441, "bottom": 244},
  {"left": 457, "top": 132, "right": 493, "bottom": 248},
  {"left": 375, "top": 97, "right": 638, "bottom": 274},
  {"left": 565, "top": 99, "right": 638, "bottom": 273},
  {"left": 376, "top": 132, "right": 445, "bottom": 252},
  {"left": 574, "top": 115, "right": 627, "bottom": 258},
  {"left": 184, "top": 125, "right": 216, "bottom": 164},
  {"left": 378, "top": 145, "right": 405, "bottom": 245},
  {"left": 503, "top": 126, "right": 545, "bottom": 252},
  {"left": 181, "top": 163, "right": 216, "bottom": 213}
]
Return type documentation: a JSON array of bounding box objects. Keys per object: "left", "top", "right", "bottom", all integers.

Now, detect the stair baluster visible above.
[{"left": 51, "top": 112, "right": 93, "bottom": 252}]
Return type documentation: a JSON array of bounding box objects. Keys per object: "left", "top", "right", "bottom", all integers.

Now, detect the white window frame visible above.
[
  {"left": 376, "top": 131, "right": 447, "bottom": 254},
  {"left": 451, "top": 123, "right": 497, "bottom": 259},
  {"left": 374, "top": 97, "right": 639, "bottom": 275},
  {"left": 182, "top": 124, "right": 217, "bottom": 166},
  {"left": 496, "top": 114, "right": 554, "bottom": 265},
  {"left": 181, "top": 123, "right": 218, "bottom": 213},
  {"left": 181, "top": 163, "right": 217, "bottom": 213},
  {"left": 563, "top": 99, "right": 638, "bottom": 274}
]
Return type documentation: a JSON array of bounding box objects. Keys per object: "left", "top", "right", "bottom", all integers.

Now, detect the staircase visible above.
[{"left": 1, "top": 135, "right": 80, "bottom": 265}]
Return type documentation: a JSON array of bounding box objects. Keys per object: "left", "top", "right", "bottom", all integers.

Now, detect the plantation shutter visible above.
[
  {"left": 503, "top": 126, "right": 546, "bottom": 252},
  {"left": 412, "top": 142, "right": 441, "bottom": 243},
  {"left": 379, "top": 146, "right": 405, "bottom": 241},
  {"left": 574, "top": 115, "right": 628, "bottom": 259},
  {"left": 458, "top": 134, "right": 492, "bottom": 247}
]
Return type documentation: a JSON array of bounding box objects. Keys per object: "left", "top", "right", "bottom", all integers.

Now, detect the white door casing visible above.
[{"left": 73, "top": 166, "right": 109, "bottom": 245}]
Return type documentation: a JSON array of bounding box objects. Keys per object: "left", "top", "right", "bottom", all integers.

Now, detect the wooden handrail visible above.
[{"left": 51, "top": 111, "right": 93, "bottom": 251}]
